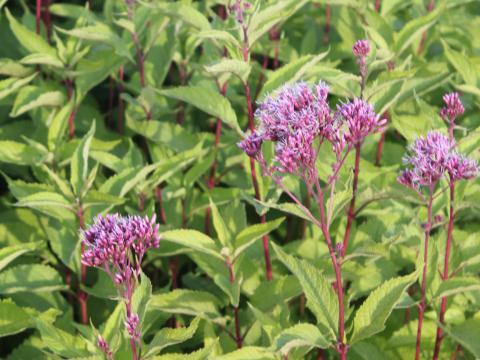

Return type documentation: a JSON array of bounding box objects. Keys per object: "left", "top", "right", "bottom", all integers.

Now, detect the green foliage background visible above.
[{"left": 0, "top": 0, "right": 479, "bottom": 359}]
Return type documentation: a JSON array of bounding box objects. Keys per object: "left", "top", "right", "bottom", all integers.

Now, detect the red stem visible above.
[
  {"left": 226, "top": 258, "right": 242, "bottom": 348},
  {"left": 155, "top": 186, "right": 167, "bottom": 225},
  {"left": 36, "top": 0, "right": 42, "bottom": 35},
  {"left": 125, "top": 302, "right": 139, "bottom": 360},
  {"left": 66, "top": 79, "right": 76, "bottom": 139},
  {"left": 323, "top": 4, "right": 331, "bottom": 45},
  {"left": 432, "top": 181, "right": 455, "bottom": 360},
  {"left": 415, "top": 187, "right": 434, "bottom": 360},
  {"left": 117, "top": 67, "right": 125, "bottom": 133},
  {"left": 78, "top": 206, "right": 88, "bottom": 325},
  {"left": 341, "top": 144, "right": 361, "bottom": 257},
  {"left": 417, "top": 0, "right": 435, "bottom": 54},
  {"left": 42, "top": 0, "right": 51, "bottom": 41},
  {"left": 374, "top": 0, "right": 380, "bottom": 12}
]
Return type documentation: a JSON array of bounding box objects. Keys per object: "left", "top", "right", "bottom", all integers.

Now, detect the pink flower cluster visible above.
[
  {"left": 398, "top": 131, "right": 478, "bottom": 189},
  {"left": 229, "top": 0, "right": 251, "bottom": 24},
  {"left": 440, "top": 92, "right": 464, "bottom": 123},
  {"left": 352, "top": 39, "right": 370, "bottom": 77},
  {"left": 239, "top": 81, "right": 384, "bottom": 179}
]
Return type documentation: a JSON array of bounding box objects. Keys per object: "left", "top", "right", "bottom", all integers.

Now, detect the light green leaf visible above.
[
  {"left": 210, "top": 200, "right": 233, "bottom": 249},
  {"left": 99, "top": 164, "right": 156, "bottom": 197},
  {"left": 260, "top": 52, "right": 328, "bottom": 98},
  {"left": 0, "top": 242, "right": 42, "bottom": 272},
  {"left": 0, "top": 264, "right": 67, "bottom": 294},
  {"left": 159, "top": 86, "right": 241, "bottom": 134},
  {"left": 0, "top": 140, "right": 46, "bottom": 165},
  {"left": 146, "top": 2, "right": 210, "bottom": 31},
  {"left": 212, "top": 346, "right": 275, "bottom": 360},
  {"left": 271, "top": 323, "right": 330, "bottom": 356},
  {"left": 10, "top": 87, "right": 65, "bottom": 117},
  {"left": 150, "top": 289, "right": 221, "bottom": 320},
  {"left": 144, "top": 317, "right": 201, "bottom": 358},
  {"left": 20, "top": 53, "right": 64, "bottom": 68},
  {"left": 444, "top": 319, "right": 480, "bottom": 358},
  {"left": 161, "top": 229, "right": 222, "bottom": 260},
  {"left": 434, "top": 277, "right": 480, "bottom": 299},
  {"left": 0, "top": 299, "right": 34, "bottom": 337},
  {"left": 350, "top": 272, "right": 418, "bottom": 344},
  {"left": 101, "top": 302, "right": 124, "bottom": 354},
  {"left": 273, "top": 243, "right": 338, "bottom": 340},
  {"left": 48, "top": 98, "right": 75, "bottom": 151},
  {"left": 0, "top": 58, "right": 34, "bottom": 77},
  {"left": 70, "top": 122, "right": 95, "bottom": 196},
  {"left": 5, "top": 8, "right": 57, "bottom": 56},
  {"left": 213, "top": 273, "right": 240, "bottom": 307},
  {"left": 132, "top": 272, "right": 152, "bottom": 327},
  {"left": 204, "top": 59, "right": 251, "bottom": 83}
]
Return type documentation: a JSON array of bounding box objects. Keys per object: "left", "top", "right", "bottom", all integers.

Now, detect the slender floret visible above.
[{"left": 440, "top": 92, "right": 464, "bottom": 123}]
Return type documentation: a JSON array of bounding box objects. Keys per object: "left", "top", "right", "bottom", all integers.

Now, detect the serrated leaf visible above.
[
  {"left": 101, "top": 302, "right": 124, "bottom": 353},
  {"left": 0, "top": 241, "right": 42, "bottom": 272},
  {"left": 146, "top": 2, "right": 210, "bottom": 31},
  {"left": 0, "top": 140, "right": 46, "bottom": 165},
  {"left": 70, "top": 122, "right": 95, "bottom": 196},
  {"left": 272, "top": 323, "right": 330, "bottom": 356},
  {"left": 0, "top": 264, "right": 67, "bottom": 294},
  {"left": 159, "top": 86, "right": 241, "bottom": 135},
  {"left": 131, "top": 272, "right": 152, "bottom": 328},
  {"left": 161, "top": 229, "right": 222, "bottom": 260},
  {"left": 10, "top": 87, "right": 65, "bottom": 117},
  {"left": 144, "top": 317, "right": 201, "bottom": 358},
  {"left": 48, "top": 98, "right": 75, "bottom": 151},
  {"left": 212, "top": 346, "right": 275, "bottom": 360},
  {"left": 434, "top": 277, "right": 480, "bottom": 299},
  {"left": 210, "top": 200, "right": 232, "bottom": 249},
  {"left": 150, "top": 289, "right": 221, "bottom": 320},
  {"left": 444, "top": 319, "right": 480, "bottom": 358},
  {"left": 20, "top": 53, "right": 64, "bottom": 68},
  {"left": 0, "top": 299, "right": 34, "bottom": 337},
  {"left": 204, "top": 59, "right": 251, "bottom": 83},
  {"left": 273, "top": 243, "right": 338, "bottom": 340},
  {"left": 0, "top": 72, "right": 38, "bottom": 101},
  {"left": 350, "top": 272, "right": 418, "bottom": 344}
]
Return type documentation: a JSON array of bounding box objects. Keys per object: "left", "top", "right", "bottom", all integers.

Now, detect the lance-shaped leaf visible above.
[
  {"left": 0, "top": 72, "right": 37, "bottom": 101},
  {"left": 350, "top": 271, "right": 418, "bottom": 344},
  {"left": 210, "top": 200, "right": 233, "bottom": 249},
  {"left": 273, "top": 243, "right": 338, "bottom": 340},
  {"left": 152, "top": 343, "right": 215, "bottom": 360},
  {"left": 158, "top": 86, "right": 241, "bottom": 135},
  {"left": 204, "top": 59, "right": 251, "bottom": 83},
  {"left": 161, "top": 229, "right": 223, "bottom": 260},
  {"left": 434, "top": 277, "right": 480, "bottom": 299},
  {"left": 15, "top": 191, "right": 75, "bottom": 220},
  {"left": 143, "top": 317, "right": 201, "bottom": 359},
  {"left": 0, "top": 241, "right": 42, "bottom": 272},
  {"left": 233, "top": 217, "right": 285, "bottom": 259},
  {"left": 145, "top": 2, "right": 210, "bottom": 31},
  {"left": 48, "top": 98, "right": 75, "bottom": 151},
  {"left": 0, "top": 140, "right": 47, "bottom": 165},
  {"left": 100, "top": 302, "right": 124, "bottom": 354},
  {"left": 271, "top": 323, "right": 330, "bottom": 356},
  {"left": 443, "top": 319, "right": 480, "bottom": 358},
  {"left": 213, "top": 346, "right": 275, "bottom": 360},
  {"left": 70, "top": 122, "right": 95, "bottom": 196},
  {"left": 150, "top": 289, "right": 222, "bottom": 320},
  {"left": 10, "top": 87, "right": 65, "bottom": 117},
  {"left": 0, "top": 264, "right": 67, "bottom": 294},
  {"left": 99, "top": 164, "right": 156, "bottom": 197}
]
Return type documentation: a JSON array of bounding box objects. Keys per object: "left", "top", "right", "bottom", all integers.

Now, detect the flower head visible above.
[
  {"left": 229, "top": 0, "right": 251, "bottom": 24},
  {"left": 440, "top": 92, "right": 464, "bottom": 122},
  {"left": 82, "top": 214, "right": 160, "bottom": 283},
  {"left": 334, "top": 98, "right": 386, "bottom": 146},
  {"left": 398, "top": 131, "right": 453, "bottom": 189},
  {"left": 446, "top": 152, "right": 479, "bottom": 181},
  {"left": 241, "top": 81, "right": 332, "bottom": 178},
  {"left": 352, "top": 39, "right": 370, "bottom": 58}
]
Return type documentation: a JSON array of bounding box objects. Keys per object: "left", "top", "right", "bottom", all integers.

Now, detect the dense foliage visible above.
[{"left": 0, "top": 0, "right": 479, "bottom": 359}]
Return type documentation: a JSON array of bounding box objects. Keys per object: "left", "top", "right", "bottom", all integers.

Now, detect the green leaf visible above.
[
  {"left": 213, "top": 346, "right": 275, "bottom": 360},
  {"left": 442, "top": 41, "right": 479, "bottom": 86},
  {"left": 210, "top": 200, "right": 233, "bottom": 250},
  {"left": 393, "top": 3, "right": 444, "bottom": 56},
  {"left": 0, "top": 140, "right": 46, "bottom": 165},
  {"left": 15, "top": 191, "right": 74, "bottom": 219},
  {"left": 444, "top": 319, "right": 480, "bottom": 358},
  {"left": 101, "top": 302, "right": 124, "bottom": 354},
  {"left": 273, "top": 243, "right": 338, "bottom": 340},
  {"left": 204, "top": 59, "right": 251, "bottom": 83},
  {"left": 0, "top": 72, "right": 37, "bottom": 100},
  {"left": 350, "top": 272, "right": 418, "bottom": 344},
  {"left": 233, "top": 217, "right": 285, "bottom": 259},
  {"left": 213, "top": 273, "right": 240, "bottom": 307},
  {"left": 146, "top": 2, "right": 210, "bottom": 31},
  {"left": 0, "top": 264, "right": 67, "bottom": 294},
  {"left": 159, "top": 86, "right": 241, "bottom": 135},
  {"left": 36, "top": 318, "right": 92, "bottom": 358},
  {"left": 48, "top": 98, "right": 75, "bottom": 151},
  {"left": 152, "top": 344, "right": 214, "bottom": 360},
  {"left": 271, "top": 323, "right": 330, "bottom": 356},
  {"left": 20, "top": 53, "right": 64, "bottom": 68},
  {"left": 434, "top": 277, "right": 480, "bottom": 299},
  {"left": 0, "top": 299, "right": 34, "bottom": 337},
  {"left": 150, "top": 289, "right": 221, "bottom": 320},
  {"left": 10, "top": 87, "right": 65, "bottom": 117},
  {"left": 70, "top": 122, "right": 95, "bottom": 196},
  {"left": 0, "top": 241, "right": 42, "bottom": 272},
  {"left": 161, "top": 229, "right": 222, "bottom": 260},
  {"left": 0, "top": 58, "right": 34, "bottom": 77},
  {"left": 5, "top": 8, "right": 57, "bottom": 56},
  {"left": 99, "top": 165, "right": 155, "bottom": 197},
  {"left": 132, "top": 272, "right": 152, "bottom": 327},
  {"left": 259, "top": 52, "right": 328, "bottom": 98},
  {"left": 144, "top": 317, "right": 201, "bottom": 358}
]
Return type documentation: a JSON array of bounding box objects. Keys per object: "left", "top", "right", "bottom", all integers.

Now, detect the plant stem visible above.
[
  {"left": 66, "top": 79, "right": 77, "bottom": 139},
  {"left": 117, "top": 67, "right": 125, "bottom": 133},
  {"left": 36, "top": 0, "right": 42, "bottom": 35},
  {"left": 125, "top": 301, "right": 139, "bottom": 360},
  {"left": 323, "top": 4, "right": 331, "bottom": 45},
  {"left": 374, "top": 0, "right": 380, "bottom": 12},
  {"left": 42, "top": 0, "right": 51, "bottom": 41},
  {"left": 341, "top": 143, "right": 361, "bottom": 257},
  {"left": 415, "top": 186, "right": 434, "bottom": 360},
  {"left": 155, "top": 186, "right": 167, "bottom": 224},
  {"left": 417, "top": 0, "right": 435, "bottom": 54},
  {"left": 77, "top": 205, "right": 88, "bottom": 325},
  {"left": 127, "top": 4, "right": 146, "bottom": 90},
  {"left": 432, "top": 181, "right": 455, "bottom": 360}
]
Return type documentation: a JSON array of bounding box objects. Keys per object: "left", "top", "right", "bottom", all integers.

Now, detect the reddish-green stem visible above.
[
  {"left": 417, "top": 0, "right": 435, "bottom": 54},
  {"left": 36, "top": 0, "right": 42, "bottom": 35},
  {"left": 42, "top": 0, "right": 51, "bottom": 41},
  {"left": 323, "top": 4, "right": 331, "bottom": 45},
  {"left": 226, "top": 257, "right": 242, "bottom": 348},
  {"left": 415, "top": 187, "right": 434, "bottom": 360},
  {"left": 117, "top": 67, "right": 125, "bottom": 133},
  {"left": 374, "top": 0, "right": 380, "bottom": 12},
  {"left": 341, "top": 143, "right": 361, "bottom": 257},
  {"left": 432, "top": 180, "right": 455, "bottom": 359},
  {"left": 77, "top": 206, "right": 88, "bottom": 325},
  {"left": 125, "top": 301, "right": 139, "bottom": 360}
]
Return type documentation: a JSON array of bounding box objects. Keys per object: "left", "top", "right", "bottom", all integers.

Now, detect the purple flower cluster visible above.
[
  {"left": 352, "top": 39, "right": 370, "bottom": 78},
  {"left": 440, "top": 92, "right": 464, "bottom": 123},
  {"left": 398, "top": 131, "right": 478, "bottom": 190},
  {"left": 239, "top": 82, "right": 332, "bottom": 179},
  {"left": 239, "top": 81, "right": 384, "bottom": 179},
  {"left": 229, "top": 0, "right": 251, "bottom": 24},
  {"left": 82, "top": 214, "right": 160, "bottom": 279},
  {"left": 125, "top": 313, "right": 140, "bottom": 341},
  {"left": 334, "top": 98, "right": 386, "bottom": 146}
]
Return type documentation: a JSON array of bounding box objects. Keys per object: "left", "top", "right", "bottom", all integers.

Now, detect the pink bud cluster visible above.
[
  {"left": 440, "top": 92, "right": 464, "bottom": 123},
  {"left": 97, "top": 335, "right": 113, "bottom": 359},
  {"left": 352, "top": 39, "right": 370, "bottom": 78},
  {"left": 125, "top": 313, "right": 140, "bottom": 341},
  {"left": 229, "top": 0, "right": 251, "bottom": 24},
  {"left": 398, "top": 131, "right": 478, "bottom": 190},
  {"left": 238, "top": 81, "right": 384, "bottom": 180}
]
